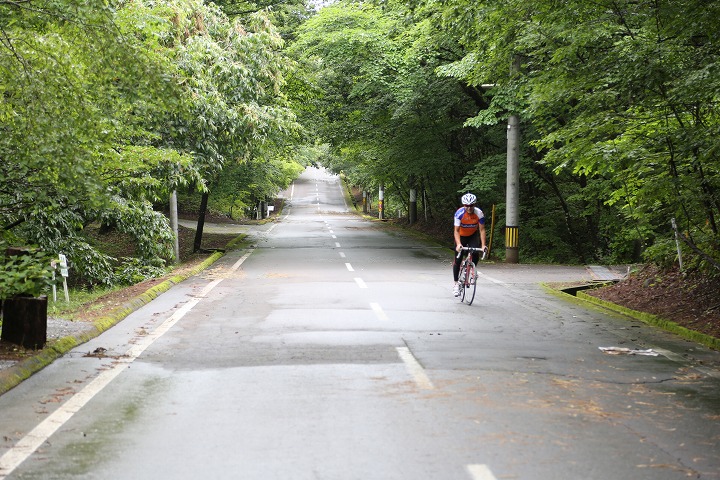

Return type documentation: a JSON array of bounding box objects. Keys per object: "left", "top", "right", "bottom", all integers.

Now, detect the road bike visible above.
[{"left": 456, "top": 247, "right": 487, "bottom": 305}]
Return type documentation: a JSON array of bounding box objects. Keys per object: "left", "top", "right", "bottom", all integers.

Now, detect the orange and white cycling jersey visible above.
[{"left": 453, "top": 207, "right": 485, "bottom": 237}]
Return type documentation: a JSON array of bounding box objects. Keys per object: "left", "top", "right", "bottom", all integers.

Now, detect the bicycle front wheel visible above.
[
  {"left": 466, "top": 263, "right": 477, "bottom": 305},
  {"left": 458, "top": 259, "right": 468, "bottom": 302}
]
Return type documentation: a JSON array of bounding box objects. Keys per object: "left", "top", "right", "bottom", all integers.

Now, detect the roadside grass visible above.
[{"left": 47, "top": 286, "right": 123, "bottom": 320}]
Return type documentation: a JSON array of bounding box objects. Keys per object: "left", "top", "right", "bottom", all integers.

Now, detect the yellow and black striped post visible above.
[{"left": 505, "top": 226, "right": 519, "bottom": 263}]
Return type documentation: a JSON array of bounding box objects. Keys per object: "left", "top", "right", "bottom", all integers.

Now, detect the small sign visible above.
[{"left": 58, "top": 254, "right": 69, "bottom": 277}]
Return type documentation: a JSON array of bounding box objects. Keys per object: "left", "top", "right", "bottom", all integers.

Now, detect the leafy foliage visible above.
[
  {"left": 0, "top": 245, "right": 57, "bottom": 298},
  {"left": 289, "top": 0, "right": 720, "bottom": 271},
  {"left": 0, "top": 0, "right": 304, "bottom": 289}
]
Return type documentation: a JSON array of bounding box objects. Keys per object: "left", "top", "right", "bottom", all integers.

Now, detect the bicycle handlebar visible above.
[{"left": 456, "top": 246, "right": 488, "bottom": 261}]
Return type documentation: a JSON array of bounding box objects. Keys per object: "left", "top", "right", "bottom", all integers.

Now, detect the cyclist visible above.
[{"left": 453, "top": 193, "right": 487, "bottom": 296}]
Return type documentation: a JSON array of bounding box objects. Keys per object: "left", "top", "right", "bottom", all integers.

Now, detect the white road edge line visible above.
[
  {"left": 0, "top": 249, "right": 256, "bottom": 479},
  {"left": 231, "top": 250, "right": 254, "bottom": 272},
  {"left": 396, "top": 347, "right": 434, "bottom": 390},
  {"left": 0, "top": 299, "right": 198, "bottom": 478},
  {"left": 370, "top": 303, "right": 388, "bottom": 321},
  {"left": 466, "top": 464, "right": 498, "bottom": 480},
  {"left": 476, "top": 271, "right": 506, "bottom": 286}
]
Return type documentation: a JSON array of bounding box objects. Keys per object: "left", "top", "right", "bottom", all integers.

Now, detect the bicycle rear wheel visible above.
[{"left": 466, "top": 263, "right": 477, "bottom": 305}]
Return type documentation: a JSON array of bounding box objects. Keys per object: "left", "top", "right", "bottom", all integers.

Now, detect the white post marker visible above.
[{"left": 58, "top": 253, "right": 69, "bottom": 302}]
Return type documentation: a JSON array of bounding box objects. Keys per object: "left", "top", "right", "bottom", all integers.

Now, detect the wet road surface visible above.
[{"left": 0, "top": 167, "right": 718, "bottom": 479}]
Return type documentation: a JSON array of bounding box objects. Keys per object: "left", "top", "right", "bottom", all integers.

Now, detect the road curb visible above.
[
  {"left": 0, "top": 243, "right": 235, "bottom": 396},
  {"left": 544, "top": 284, "right": 720, "bottom": 351}
]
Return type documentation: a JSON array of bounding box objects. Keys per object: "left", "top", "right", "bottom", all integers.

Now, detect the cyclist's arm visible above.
[
  {"left": 454, "top": 225, "right": 462, "bottom": 252},
  {"left": 479, "top": 222, "right": 487, "bottom": 251}
]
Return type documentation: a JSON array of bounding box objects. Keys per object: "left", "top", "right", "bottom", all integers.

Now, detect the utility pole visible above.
[
  {"left": 505, "top": 56, "right": 521, "bottom": 264},
  {"left": 505, "top": 113, "right": 520, "bottom": 263},
  {"left": 169, "top": 191, "right": 180, "bottom": 264}
]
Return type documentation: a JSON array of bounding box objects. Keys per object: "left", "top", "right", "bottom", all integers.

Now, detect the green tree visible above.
[
  {"left": 1, "top": 0, "right": 301, "bottom": 287},
  {"left": 0, "top": 0, "right": 200, "bottom": 285},
  {"left": 430, "top": 0, "right": 720, "bottom": 268},
  {"left": 289, "top": 1, "right": 500, "bottom": 224}
]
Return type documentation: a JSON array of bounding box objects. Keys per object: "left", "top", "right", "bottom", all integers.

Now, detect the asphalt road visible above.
[{"left": 0, "top": 166, "right": 718, "bottom": 479}]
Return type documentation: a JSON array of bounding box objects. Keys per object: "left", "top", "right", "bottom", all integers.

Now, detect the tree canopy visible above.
[
  {"left": 2, "top": 0, "right": 718, "bottom": 294},
  {"left": 288, "top": 0, "right": 720, "bottom": 272},
  {"left": 1, "top": 0, "right": 302, "bottom": 287}
]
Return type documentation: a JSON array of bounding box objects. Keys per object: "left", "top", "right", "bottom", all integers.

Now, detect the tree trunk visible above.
[
  {"left": 193, "top": 192, "right": 209, "bottom": 253},
  {"left": 1, "top": 295, "right": 47, "bottom": 349}
]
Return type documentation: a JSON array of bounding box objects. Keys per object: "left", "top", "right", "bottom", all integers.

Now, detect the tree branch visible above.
[
  {"left": 678, "top": 231, "right": 720, "bottom": 273},
  {"left": 2, "top": 217, "right": 26, "bottom": 231}
]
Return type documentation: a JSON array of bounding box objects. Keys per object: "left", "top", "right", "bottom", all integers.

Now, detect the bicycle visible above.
[{"left": 456, "top": 246, "right": 487, "bottom": 305}]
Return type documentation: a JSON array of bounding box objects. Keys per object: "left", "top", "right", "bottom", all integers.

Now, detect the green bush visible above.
[
  {"left": 113, "top": 257, "right": 167, "bottom": 286},
  {"left": 0, "top": 245, "right": 58, "bottom": 298}
]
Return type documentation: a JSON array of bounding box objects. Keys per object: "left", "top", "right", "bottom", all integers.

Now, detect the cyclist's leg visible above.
[
  {"left": 453, "top": 235, "right": 471, "bottom": 282},
  {"left": 468, "top": 231, "right": 480, "bottom": 264},
  {"left": 452, "top": 254, "right": 462, "bottom": 282}
]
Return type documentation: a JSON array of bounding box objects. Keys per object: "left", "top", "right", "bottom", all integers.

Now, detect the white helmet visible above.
[{"left": 461, "top": 193, "right": 476, "bottom": 205}]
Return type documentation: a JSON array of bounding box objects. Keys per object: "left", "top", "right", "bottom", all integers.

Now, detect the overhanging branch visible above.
[{"left": 678, "top": 231, "right": 720, "bottom": 272}]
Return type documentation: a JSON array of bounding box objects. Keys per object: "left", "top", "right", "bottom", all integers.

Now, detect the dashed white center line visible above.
[
  {"left": 335, "top": 242, "right": 341, "bottom": 248},
  {"left": 396, "top": 347, "right": 434, "bottom": 390},
  {"left": 370, "top": 302, "right": 388, "bottom": 321},
  {"left": 345, "top": 263, "right": 354, "bottom": 272},
  {"left": 466, "top": 464, "right": 498, "bottom": 480},
  {"left": 354, "top": 277, "right": 367, "bottom": 289},
  {"left": 339, "top": 252, "right": 346, "bottom": 258}
]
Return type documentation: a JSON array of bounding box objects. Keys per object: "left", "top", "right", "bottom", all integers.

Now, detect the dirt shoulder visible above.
[{"left": 584, "top": 264, "right": 720, "bottom": 340}]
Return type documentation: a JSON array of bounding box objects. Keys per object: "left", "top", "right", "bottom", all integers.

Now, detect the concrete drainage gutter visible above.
[{"left": 545, "top": 282, "right": 720, "bottom": 352}]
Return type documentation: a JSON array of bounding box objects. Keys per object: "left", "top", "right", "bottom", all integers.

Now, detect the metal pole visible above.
[
  {"left": 671, "top": 218, "right": 683, "bottom": 271},
  {"left": 488, "top": 204, "right": 496, "bottom": 258}
]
